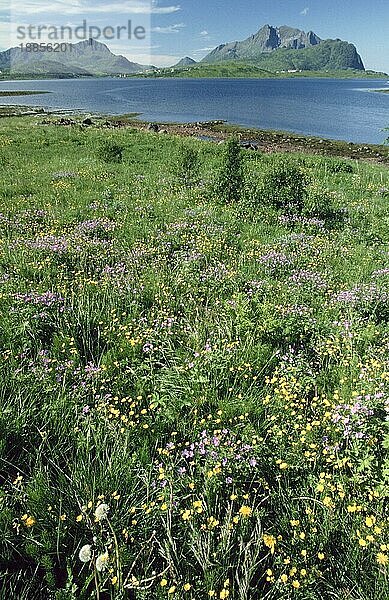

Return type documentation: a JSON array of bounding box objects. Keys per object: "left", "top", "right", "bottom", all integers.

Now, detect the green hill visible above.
[{"left": 144, "top": 61, "right": 387, "bottom": 79}]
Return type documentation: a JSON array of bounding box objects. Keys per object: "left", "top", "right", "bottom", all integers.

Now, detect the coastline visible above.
[{"left": 1, "top": 109, "right": 387, "bottom": 164}]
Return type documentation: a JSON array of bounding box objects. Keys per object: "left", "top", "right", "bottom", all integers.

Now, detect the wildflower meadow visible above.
[{"left": 0, "top": 117, "right": 389, "bottom": 599}]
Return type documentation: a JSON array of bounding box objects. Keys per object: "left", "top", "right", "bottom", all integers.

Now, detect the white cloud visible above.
[
  {"left": 199, "top": 30, "right": 209, "bottom": 37},
  {"left": 300, "top": 7, "right": 309, "bottom": 16},
  {"left": 10, "top": 0, "right": 180, "bottom": 16},
  {"left": 193, "top": 46, "right": 214, "bottom": 53},
  {"left": 151, "top": 22, "right": 185, "bottom": 34},
  {"left": 151, "top": 0, "right": 180, "bottom": 14}
]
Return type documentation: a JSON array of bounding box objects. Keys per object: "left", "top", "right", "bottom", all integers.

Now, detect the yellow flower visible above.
[
  {"left": 239, "top": 505, "right": 252, "bottom": 518},
  {"left": 193, "top": 500, "right": 203, "bottom": 513},
  {"left": 280, "top": 574, "right": 288, "bottom": 583},
  {"left": 21, "top": 515, "right": 36, "bottom": 528},
  {"left": 318, "top": 552, "right": 325, "bottom": 560},
  {"left": 323, "top": 496, "right": 333, "bottom": 508},
  {"left": 365, "top": 516, "right": 376, "bottom": 528},
  {"left": 292, "top": 580, "right": 300, "bottom": 589},
  {"left": 263, "top": 534, "right": 277, "bottom": 554},
  {"left": 111, "top": 576, "right": 118, "bottom": 585},
  {"left": 183, "top": 583, "right": 191, "bottom": 591},
  {"left": 208, "top": 592, "right": 215, "bottom": 598},
  {"left": 160, "top": 579, "right": 168, "bottom": 587},
  {"left": 76, "top": 515, "right": 83, "bottom": 522},
  {"left": 377, "top": 553, "right": 389, "bottom": 566},
  {"left": 358, "top": 538, "right": 367, "bottom": 547},
  {"left": 168, "top": 586, "right": 176, "bottom": 594},
  {"left": 220, "top": 590, "right": 229, "bottom": 599},
  {"left": 374, "top": 526, "right": 382, "bottom": 535}
]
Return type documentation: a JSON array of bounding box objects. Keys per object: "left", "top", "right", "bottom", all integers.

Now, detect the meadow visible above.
[{"left": 0, "top": 117, "right": 389, "bottom": 600}]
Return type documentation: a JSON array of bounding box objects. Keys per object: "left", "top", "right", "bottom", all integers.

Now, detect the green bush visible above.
[
  {"left": 96, "top": 140, "right": 123, "bottom": 164},
  {"left": 260, "top": 158, "right": 309, "bottom": 212},
  {"left": 172, "top": 143, "right": 200, "bottom": 187},
  {"left": 216, "top": 137, "right": 244, "bottom": 204},
  {"left": 324, "top": 158, "right": 354, "bottom": 174}
]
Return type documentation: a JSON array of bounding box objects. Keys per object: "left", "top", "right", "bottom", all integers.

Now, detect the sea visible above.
[{"left": 0, "top": 77, "right": 388, "bottom": 144}]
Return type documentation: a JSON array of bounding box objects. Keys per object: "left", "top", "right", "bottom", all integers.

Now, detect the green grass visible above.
[{"left": 1, "top": 117, "right": 389, "bottom": 599}]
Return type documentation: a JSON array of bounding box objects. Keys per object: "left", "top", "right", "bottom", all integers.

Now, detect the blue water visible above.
[{"left": 0, "top": 77, "right": 388, "bottom": 144}]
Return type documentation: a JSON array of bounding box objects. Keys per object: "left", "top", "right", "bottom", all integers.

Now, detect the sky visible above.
[{"left": 0, "top": 0, "right": 388, "bottom": 71}]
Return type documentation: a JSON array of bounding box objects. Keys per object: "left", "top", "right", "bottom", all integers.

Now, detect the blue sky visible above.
[{"left": 1, "top": 0, "right": 388, "bottom": 71}]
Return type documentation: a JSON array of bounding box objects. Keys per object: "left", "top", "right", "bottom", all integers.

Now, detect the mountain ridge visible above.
[
  {"left": 201, "top": 25, "right": 365, "bottom": 71},
  {"left": 0, "top": 39, "right": 149, "bottom": 76}
]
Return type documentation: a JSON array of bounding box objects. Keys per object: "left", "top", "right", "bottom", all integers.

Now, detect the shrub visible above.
[
  {"left": 324, "top": 158, "right": 354, "bottom": 174},
  {"left": 172, "top": 143, "right": 200, "bottom": 187},
  {"left": 216, "top": 137, "right": 244, "bottom": 204},
  {"left": 260, "top": 158, "right": 309, "bottom": 212},
  {"left": 97, "top": 140, "right": 123, "bottom": 163},
  {"left": 304, "top": 188, "right": 346, "bottom": 227}
]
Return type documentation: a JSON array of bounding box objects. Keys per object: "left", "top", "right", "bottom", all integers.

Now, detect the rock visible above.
[
  {"left": 241, "top": 142, "right": 259, "bottom": 151},
  {"left": 58, "top": 118, "right": 75, "bottom": 126},
  {"left": 148, "top": 123, "right": 159, "bottom": 132},
  {"left": 159, "top": 129, "right": 168, "bottom": 134},
  {"left": 82, "top": 118, "right": 93, "bottom": 126}
]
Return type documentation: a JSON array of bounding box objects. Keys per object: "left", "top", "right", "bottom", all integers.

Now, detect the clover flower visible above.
[
  {"left": 94, "top": 503, "right": 110, "bottom": 521},
  {"left": 96, "top": 551, "right": 109, "bottom": 572},
  {"left": 79, "top": 544, "right": 92, "bottom": 563}
]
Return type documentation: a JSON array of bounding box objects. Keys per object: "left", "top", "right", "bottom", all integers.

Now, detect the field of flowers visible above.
[{"left": 0, "top": 117, "right": 389, "bottom": 599}]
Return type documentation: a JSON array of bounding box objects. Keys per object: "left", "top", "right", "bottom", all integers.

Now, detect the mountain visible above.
[
  {"left": 202, "top": 25, "right": 365, "bottom": 71},
  {"left": 174, "top": 57, "right": 197, "bottom": 67},
  {"left": 0, "top": 39, "right": 148, "bottom": 76}
]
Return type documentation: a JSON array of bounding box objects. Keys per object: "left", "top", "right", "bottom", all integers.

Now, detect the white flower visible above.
[
  {"left": 79, "top": 544, "right": 92, "bottom": 563},
  {"left": 94, "top": 503, "right": 110, "bottom": 521},
  {"left": 96, "top": 551, "right": 109, "bottom": 572}
]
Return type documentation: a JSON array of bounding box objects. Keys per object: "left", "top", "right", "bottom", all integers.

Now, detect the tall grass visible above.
[{"left": 0, "top": 117, "right": 389, "bottom": 599}]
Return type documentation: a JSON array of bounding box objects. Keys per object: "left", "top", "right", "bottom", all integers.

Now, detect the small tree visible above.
[
  {"left": 173, "top": 143, "right": 200, "bottom": 187},
  {"left": 97, "top": 140, "right": 123, "bottom": 164},
  {"left": 260, "top": 158, "right": 308, "bottom": 213},
  {"left": 217, "top": 137, "right": 244, "bottom": 204}
]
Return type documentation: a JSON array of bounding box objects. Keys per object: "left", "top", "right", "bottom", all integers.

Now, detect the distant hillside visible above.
[
  {"left": 202, "top": 25, "right": 365, "bottom": 71},
  {"left": 174, "top": 57, "right": 197, "bottom": 67},
  {"left": 142, "top": 62, "right": 386, "bottom": 80},
  {"left": 0, "top": 39, "right": 148, "bottom": 76}
]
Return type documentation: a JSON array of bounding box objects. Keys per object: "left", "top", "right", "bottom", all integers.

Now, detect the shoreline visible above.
[
  {"left": 37, "top": 112, "right": 389, "bottom": 164},
  {"left": 0, "top": 71, "right": 387, "bottom": 82},
  {"left": 0, "top": 107, "right": 388, "bottom": 164}
]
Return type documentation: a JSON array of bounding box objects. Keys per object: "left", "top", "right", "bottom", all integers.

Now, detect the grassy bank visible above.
[{"left": 1, "top": 117, "right": 389, "bottom": 599}]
